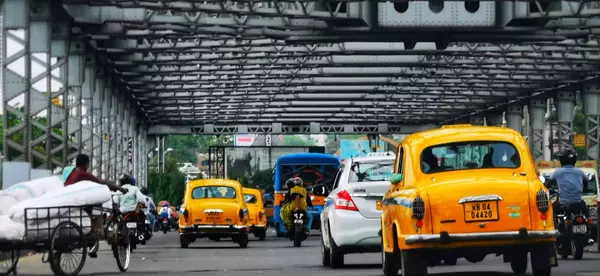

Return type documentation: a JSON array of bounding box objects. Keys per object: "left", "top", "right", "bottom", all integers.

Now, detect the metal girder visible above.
[{"left": 147, "top": 123, "right": 439, "bottom": 135}]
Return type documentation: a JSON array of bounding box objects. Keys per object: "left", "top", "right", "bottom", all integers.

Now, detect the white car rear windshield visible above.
[{"left": 349, "top": 160, "right": 394, "bottom": 182}]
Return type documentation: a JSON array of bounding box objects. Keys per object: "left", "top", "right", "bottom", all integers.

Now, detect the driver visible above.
[
  {"left": 280, "top": 177, "right": 313, "bottom": 235},
  {"left": 548, "top": 148, "right": 589, "bottom": 216}
]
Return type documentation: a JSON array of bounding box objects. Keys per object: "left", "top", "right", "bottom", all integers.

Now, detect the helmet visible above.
[
  {"left": 285, "top": 177, "right": 303, "bottom": 189},
  {"left": 558, "top": 148, "right": 577, "bottom": 166},
  {"left": 140, "top": 187, "right": 149, "bottom": 195},
  {"left": 119, "top": 173, "right": 135, "bottom": 186},
  {"left": 163, "top": 202, "right": 168, "bottom": 207}
]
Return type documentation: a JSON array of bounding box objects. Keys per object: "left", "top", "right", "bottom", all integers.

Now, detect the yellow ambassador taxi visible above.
[
  {"left": 380, "top": 125, "right": 557, "bottom": 276},
  {"left": 243, "top": 188, "right": 268, "bottom": 240},
  {"left": 179, "top": 179, "right": 250, "bottom": 248}
]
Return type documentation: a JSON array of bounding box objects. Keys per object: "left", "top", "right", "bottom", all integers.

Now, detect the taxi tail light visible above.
[
  {"left": 334, "top": 190, "right": 359, "bottom": 211},
  {"left": 183, "top": 209, "right": 189, "bottom": 219},
  {"left": 535, "top": 190, "right": 549, "bottom": 212},
  {"left": 258, "top": 211, "right": 263, "bottom": 219},
  {"left": 412, "top": 196, "right": 425, "bottom": 220},
  {"left": 239, "top": 209, "right": 244, "bottom": 220}
]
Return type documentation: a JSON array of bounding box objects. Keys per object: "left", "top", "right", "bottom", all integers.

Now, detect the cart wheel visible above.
[
  {"left": 48, "top": 221, "right": 88, "bottom": 276},
  {"left": 112, "top": 220, "right": 131, "bottom": 272},
  {"left": 0, "top": 248, "right": 19, "bottom": 276}
]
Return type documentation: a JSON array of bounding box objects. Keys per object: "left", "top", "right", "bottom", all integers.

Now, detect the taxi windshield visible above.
[
  {"left": 192, "top": 186, "right": 237, "bottom": 199},
  {"left": 244, "top": 194, "right": 257, "bottom": 204},
  {"left": 349, "top": 160, "right": 394, "bottom": 182},
  {"left": 421, "top": 141, "right": 521, "bottom": 174}
]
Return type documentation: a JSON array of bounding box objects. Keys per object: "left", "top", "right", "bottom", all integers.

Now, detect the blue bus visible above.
[{"left": 273, "top": 153, "right": 340, "bottom": 237}]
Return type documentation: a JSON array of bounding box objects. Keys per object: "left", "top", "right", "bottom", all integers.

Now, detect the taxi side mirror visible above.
[
  {"left": 390, "top": 173, "right": 403, "bottom": 185},
  {"left": 312, "top": 184, "right": 329, "bottom": 197}
]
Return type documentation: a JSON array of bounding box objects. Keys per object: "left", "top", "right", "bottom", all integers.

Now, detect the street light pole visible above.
[{"left": 162, "top": 148, "right": 173, "bottom": 172}]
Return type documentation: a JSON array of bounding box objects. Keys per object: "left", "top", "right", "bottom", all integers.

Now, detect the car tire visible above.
[
  {"left": 180, "top": 236, "right": 189, "bottom": 248},
  {"left": 328, "top": 227, "right": 344, "bottom": 268},
  {"left": 321, "top": 235, "right": 331, "bottom": 266},
  {"left": 400, "top": 250, "right": 427, "bottom": 276},
  {"left": 531, "top": 245, "right": 552, "bottom": 276},
  {"left": 238, "top": 233, "right": 249, "bottom": 248},
  {"left": 509, "top": 252, "right": 527, "bottom": 274},
  {"left": 382, "top": 235, "right": 399, "bottom": 276},
  {"left": 443, "top": 257, "right": 457, "bottom": 266},
  {"left": 257, "top": 230, "right": 266, "bottom": 241}
]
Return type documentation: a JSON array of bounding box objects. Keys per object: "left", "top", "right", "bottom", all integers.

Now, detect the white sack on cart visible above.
[
  {"left": 8, "top": 181, "right": 111, "bottom": 221},
  {"left": 24, "top": 215, "right": 92, "bottom": 241},
  {"left": 0, "top": 176, "right": 63, "bottom": 214},
  {"left": 0, "top": 215, "right": 25, "bottom": 240}
]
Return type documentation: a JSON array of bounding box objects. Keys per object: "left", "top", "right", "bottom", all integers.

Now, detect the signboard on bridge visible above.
[
  {"left": 339, "top": 139, "right": 385, "bottom": 160},
  {"left": 234, "top": 134, "right": 256, "bottom": 147},
  {"left": 574, "top": 134, "right": 586, "bottom": 147}
]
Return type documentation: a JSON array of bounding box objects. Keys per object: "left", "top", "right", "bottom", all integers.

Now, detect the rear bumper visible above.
[
  {"left": 330, "top": 210, "right": 381, "bottom": 249},
  {"left": 179, "top": 224, "right": 247, "bottom": 235},
  {"left": 249, "top": 224, "right": 267, "bottom": 231},
  {"left": 405, "top": 229, "right": 558, "bottom": 245}
]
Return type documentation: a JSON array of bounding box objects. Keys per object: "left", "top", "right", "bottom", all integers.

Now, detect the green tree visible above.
[
  {"left": 147, "top": 156, "right": 187, "bottom": 206},
  {"left": 166, "top": 135, "right": 233, "bottom": 164}
]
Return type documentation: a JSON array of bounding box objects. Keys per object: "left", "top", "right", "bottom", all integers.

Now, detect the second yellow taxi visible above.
[
  {"left": 243, "top": 188, "right": 268, "bottom": 240},
  {"left": 179, "top": 179, "right": 250, "bottom": 248},
  {"left": 381, "top": 124, "right": 557, "bottom": 276}
]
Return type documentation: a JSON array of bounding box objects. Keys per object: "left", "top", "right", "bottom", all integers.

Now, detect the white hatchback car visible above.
[{"left": 315, "top": 152, "right": 395, "bottom": 268}]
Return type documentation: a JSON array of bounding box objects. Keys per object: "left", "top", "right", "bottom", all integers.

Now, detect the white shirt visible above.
[
  {"left": 160, "top": 206, "right": 173, "bottom": 218},
  {"left": 118, "top": 184, "right": 146, "bottom": 214}
]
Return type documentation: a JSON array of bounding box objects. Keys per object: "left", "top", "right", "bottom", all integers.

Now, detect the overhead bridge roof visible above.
[{"left": 60, "top": 0, "right": 600, "bottom": 134}]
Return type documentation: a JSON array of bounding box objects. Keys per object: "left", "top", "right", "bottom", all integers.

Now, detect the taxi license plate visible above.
[
  {"left": 573, "top": 224, "right": 587, "bottom": 234},
  {"left": 464, "top": 201, "right": 499, "bottom": 222},
  {"left": 376, "top": 201, "right": 382, "bottom": 210},
  {"left": 126, "top": 222, "right": 137, "bottom": 228}
]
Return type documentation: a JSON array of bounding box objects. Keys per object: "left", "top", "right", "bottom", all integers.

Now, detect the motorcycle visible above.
[
  {"left": 160, "top": 217, "right": 171, "bottom": 233},
  {"left": 140, "top": 218, "right": 152, "bottom": 244},
  {"left": 288, "top": 210, "right": 309, "bottom": 247},
  {"left": 551, "top": 190, "right": 592, "bottom": 260},
  {"left": 124, "top": 213, "right": 142, "bottom": 251}
]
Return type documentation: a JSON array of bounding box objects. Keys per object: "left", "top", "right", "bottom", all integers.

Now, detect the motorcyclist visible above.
[
  {"left": 140, "top": 187, "right": 156, "bottom": 232},
  {"left": 280, "top": 177, "right": 313, "bottom": 235},
  {"left": 547, "top": 148, "right": 589, "bottom": 216},
  {"left": 159, "top": 202, "right": 173, "bottom": 228},
  {"left": 117, "top": 173, "right": 147, "bottom": 232}
]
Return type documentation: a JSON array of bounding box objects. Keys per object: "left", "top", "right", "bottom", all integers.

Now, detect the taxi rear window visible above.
[
  {"left": 244, "top": 194, "right": 258, "bottom": 204},
  {"left": 421, "top": 141, "right": 521, "bottom": 174},
  {"left": 192, "top": 186, "right": 236, "bottom": 199}
]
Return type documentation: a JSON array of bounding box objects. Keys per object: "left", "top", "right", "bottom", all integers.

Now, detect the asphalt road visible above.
[{"left": 12, "top": 230, "right": 600, "bottom": 276}]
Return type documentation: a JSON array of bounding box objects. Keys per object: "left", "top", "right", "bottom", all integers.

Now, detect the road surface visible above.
[{"left": 13, "top": 230, "right": 600, "bottom": 276}]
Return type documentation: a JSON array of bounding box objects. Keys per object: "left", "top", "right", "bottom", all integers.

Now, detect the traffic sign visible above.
[{"left": 574, "top": 134, "right": 586, "bottom": 147}]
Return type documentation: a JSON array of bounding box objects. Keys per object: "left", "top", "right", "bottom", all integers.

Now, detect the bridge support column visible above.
[
  {"left": 554, "top": 91, "right": 576, "bottom": 153},
  {"left": 469, "top": 116, "right": 484, "bottom": 126},
  {"left": 99, "top": 72, "right": 110, "bottom": 179},
  {"left": 486, "top": 112, "right": 504, "bottom": 127},
  {"left": 92, "top": 66, "right": 104, "bottom": 177},
  {"left": 528, "top": 99, "right": 546, "bottom": 161},
  {"left": 82, "top": 55, "right": 97, "bottom": 174},
  {"left": 108, "top": 81, "right": 117, "bottom": 180},
  {"left": 506, "top": 105, "right": 523, "bottom": 134},
  {"left": 581, "top": 83, "right": 600, "bottom": 160}
]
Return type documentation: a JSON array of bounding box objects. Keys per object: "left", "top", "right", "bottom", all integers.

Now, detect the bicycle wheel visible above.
[
  {"left": 0, "top": 248, "right": 19, "bottom": 276},
  {"left": 112, "top": 220, "right": 130, "bottom": 272},
  {"left": 48, "top": 221, "right": 87, "bottom": 276}
]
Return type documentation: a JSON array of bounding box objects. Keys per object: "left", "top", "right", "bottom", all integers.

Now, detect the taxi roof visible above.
[
  {"left": 243, "top": 187, "right": 262, "bottom": 196},
  {"left": 188, "top": 178, "right": 242, "bottom": 189},
  {"left": 403, "top": 125, "right": 523, "bottom": 149}
]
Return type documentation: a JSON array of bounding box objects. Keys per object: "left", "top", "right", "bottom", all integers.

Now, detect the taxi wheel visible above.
[
  {"left": 400, "top": 250, "right": 427, "bottom": 276},
  {"left": 180, "top": 236, "right": 189, "bottom": 248},
  {"left": 382, "top": 235, "right": 399, "bottom": 276},
  {"left": 257, "top": 231, "right": 266, "bottom": 241},
  {"left": 531, "top": 246, "right": 552, "bottom": 276},
  {"left": 509, "top": 252, "right": 527, "bottom": 274},
  {"left": 238, "top": 233, "right": 249, "bottom": 248}
]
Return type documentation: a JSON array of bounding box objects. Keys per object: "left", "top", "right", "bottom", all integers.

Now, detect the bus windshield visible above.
[{"left": 278, "top": 164, "right": 338, "bottom": 192}]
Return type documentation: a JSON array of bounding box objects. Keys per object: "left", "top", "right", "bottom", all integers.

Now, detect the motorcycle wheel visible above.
[
  {"left": 572, "top": 238, "right": 584, "bottom": 260},
  {"left": 293, "top": 223, "right": 302, "bottom": 247}
]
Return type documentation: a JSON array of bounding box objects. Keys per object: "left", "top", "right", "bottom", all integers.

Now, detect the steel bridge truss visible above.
[{"left": 4, "top": 0, "right": 600, "bottom": 179}]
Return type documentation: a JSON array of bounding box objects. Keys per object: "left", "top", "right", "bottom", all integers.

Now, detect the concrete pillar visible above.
[
  {"left": 528, "top": 99, "right": 546, "bottom": 160},
  {"left": 581, "top": 83, "right": 600, "bottom": 160},
  {"left": 506, "top": 104, "right": 523, "bottom": 134},
  {"left": 554, "top": 90, "right": 576, "bottom": 153}
]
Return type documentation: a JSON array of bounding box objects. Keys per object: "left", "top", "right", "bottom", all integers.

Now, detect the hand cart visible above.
[{"left": 0, "top": 202, "right": 131, "bottom": 276}]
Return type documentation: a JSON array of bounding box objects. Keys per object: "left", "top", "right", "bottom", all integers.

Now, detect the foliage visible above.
[
  {"left": 166, "top": 135, "right": 233, "bottom": 164},
  {"left": 147, "top": 156, "right": 187, "bottom": 207}
]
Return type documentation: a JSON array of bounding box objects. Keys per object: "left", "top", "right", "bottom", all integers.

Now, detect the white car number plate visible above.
[
  {"left": 573, "top": 224, "right": 587, "bottom": 234},
  {"left": 126, "top": 222, "right": 137, "bottom": 228}
]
